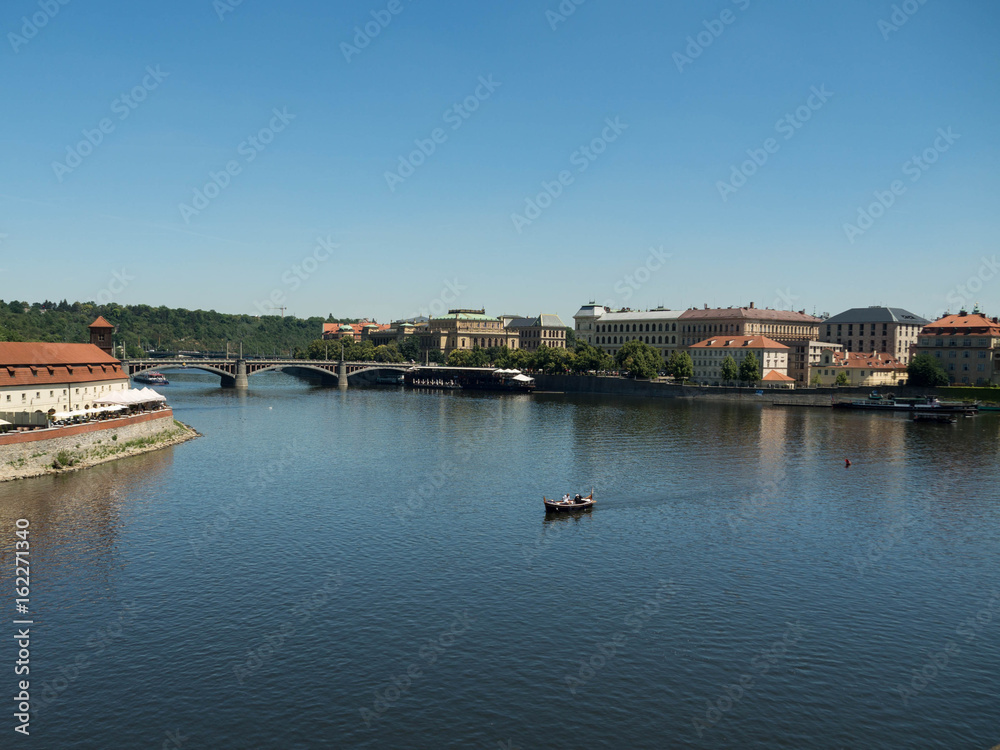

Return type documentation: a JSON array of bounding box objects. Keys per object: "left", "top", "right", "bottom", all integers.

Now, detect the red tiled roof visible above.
[
  {"left": 823, "top": 350, "right": 905, "bottom": 370},
  {"left": 762, "top": 370, "right": 795, "bottom": 382},
  {"left": 89, "top": 316, "right": 114, "bottom": 329},
  {"left": 680, "top": 307, "right": 821, "bottom": 323},
  {"left": 689, "top": 336, "right": 790, "bottom": 350},
  {"left": 922, "top": 313, "right": 1000, "bottom": 335},
  {"left": 322, "top": 323, "right": 339, "bottom": 334},
  {"left": 0, "top": 343, "right": 126, "bottom": 386}
]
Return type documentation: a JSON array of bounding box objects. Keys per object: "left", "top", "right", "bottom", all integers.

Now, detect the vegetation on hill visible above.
[{"left": 0, "top": 299, "right": 354, "bottom": 357}]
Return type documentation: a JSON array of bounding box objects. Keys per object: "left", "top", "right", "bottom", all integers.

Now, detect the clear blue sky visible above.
[{"left": 2, "top": 0, "right": 998, "bottom": 324}]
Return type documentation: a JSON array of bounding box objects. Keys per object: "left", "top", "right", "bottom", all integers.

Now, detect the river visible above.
[{"left": 1, "top": 371, "right": 998, "bottom": 748}]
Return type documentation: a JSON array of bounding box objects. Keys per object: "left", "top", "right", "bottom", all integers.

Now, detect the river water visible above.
[{"left": 1, "top": 372, "right": 998, "bottom": 749}]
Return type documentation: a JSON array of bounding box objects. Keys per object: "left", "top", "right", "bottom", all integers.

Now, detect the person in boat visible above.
[
  {"left": 562, "top": 494, "right": 571, "bottom": 504},
  {"left": 574, "top": 494, "right": 582, "bottom": 502}
]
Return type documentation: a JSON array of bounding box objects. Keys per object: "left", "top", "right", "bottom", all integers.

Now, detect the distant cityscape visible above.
[{"left": 318, "top": 303, "right": 1000, "bottom": 388}]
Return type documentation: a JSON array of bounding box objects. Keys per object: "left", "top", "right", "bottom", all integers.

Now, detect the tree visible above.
[
  {"left": 615, "top": 340, "right": 660, "bottom": 379},
  {"left": 810, "top": 372, "right": 822, "bottom": 387},
  {"left": 667, "top": 350, "right": 694, "bottom": 384},
  {"left": 447, "top": 349, "right": 474, "bottom": 366},
  {"left": 835, "top": 371, "right": 850, "bottom": 386},
  {"left": 397, "top": 336, "right": 420, "bottom": 361},
  {"left": 907, "top": 353, "right": 949, "bottom": 387},
  {"left": 720, "top": 354, "right": 738, "bottom": 385},
  {"left": 571, "top": 342, "right": 614, "bottom": 373},
  {"left": 739, "top": 352, "right": 761, "bottom": 385}
]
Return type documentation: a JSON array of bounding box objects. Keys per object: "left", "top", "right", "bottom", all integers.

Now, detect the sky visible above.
[{"left": 2, "top": 0, "right": 999, "bottom": 326}]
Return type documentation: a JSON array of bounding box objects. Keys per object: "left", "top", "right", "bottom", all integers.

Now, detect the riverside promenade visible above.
[{"left": 531, "top": 374, "right": 970, "bottom": 406}]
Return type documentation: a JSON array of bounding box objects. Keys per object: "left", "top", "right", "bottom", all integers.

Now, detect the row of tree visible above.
[{"left": 0, "top": 299, "right": 355, "bottom": 357}]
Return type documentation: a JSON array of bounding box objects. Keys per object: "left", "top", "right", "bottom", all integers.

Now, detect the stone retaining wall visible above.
[
  {"left": 0, "top": 411, "right": 193, "bottom": 482},
  {"left": 533, "top": 375, "right": 942, "bottom": 405}
]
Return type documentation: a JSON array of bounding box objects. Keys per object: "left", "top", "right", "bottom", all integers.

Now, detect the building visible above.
[
  {"left": 573, "top": 304, "right": 685, "bottom": 362},
  {"left": 678, "top": 304, "right": 822, "bottom": 346},
  {"left": 89, "top": 316, "right": 115, "bottom": 357},
  {"left": 790, "top": 340, "right": 843, "bottom": 386},
  {"left": 813, "top": 350, "right": 908, "bottom": 387},
  {"left": 505, "top": 314, "right": 567, "bottom": 351},
  {"left": 371, "top": 310, "right": 520, "bottom": 357},
  {"left": 0, "top": 341, "right": 130, "bottom": 418},
  {"left": 912, "top": 309, "right": 1000, "bottom": 385},
  {"left": 687, "top": 335, "right": 791, "bottom": 385},
  {"left": 819, "top": 306, "right": 928, "bottom": 363}
]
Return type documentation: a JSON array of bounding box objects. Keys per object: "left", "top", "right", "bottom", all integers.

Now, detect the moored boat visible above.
[
  {"left": 543, "top": 491, "right": 594, "bottom": 513},
  {"left": 133, "top": 371, "right": 170, "bottom": 385}
]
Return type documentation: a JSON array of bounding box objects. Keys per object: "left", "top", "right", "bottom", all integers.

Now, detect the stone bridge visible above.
[{"left": 123, "top": 358, "right": 411, "bottom": 389}]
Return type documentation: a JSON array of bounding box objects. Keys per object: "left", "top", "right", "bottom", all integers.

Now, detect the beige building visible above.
[
  {"left": 791, "top": 340, "right": 843, "bottom": 385},
  {"left": 504, "top": 314, "right": 567, "bottom": 350},
  {"left": 0, "top": 341, "right": 130, "bottom": 417},
  {"left": 678, "top": 304, "right": 822, "bottom": 346},
  {"left": 814, "top": 349, "right": 908, "bottom": 387},
  {"left": 573, "top": 304, "right": 684, "bottom": 362},
  {"left": 819, "top": 306, "right": 928, "bottom": 363},
  {"left": 372, "top": 310, "right": 519, "bottom": 356},
  {"left": 687, "top": 335, "right": 791, "bottom": 385},
  {"left": 912, "top": 309, "right": 1000, "bottom": 385}
]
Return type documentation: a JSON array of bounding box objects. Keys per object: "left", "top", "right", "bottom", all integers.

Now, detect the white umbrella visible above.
[{"left": 0, "top": 418, "right": 11, "bottom": 426}]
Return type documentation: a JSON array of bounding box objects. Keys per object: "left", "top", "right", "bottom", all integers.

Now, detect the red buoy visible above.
[{"left": 845, "top": 458, "right": 852, "bottom": 468}]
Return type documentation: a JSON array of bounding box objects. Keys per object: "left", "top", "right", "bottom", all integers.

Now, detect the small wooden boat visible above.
[{"left": 543, "top": 491, "right": 595, "bottom": 513}]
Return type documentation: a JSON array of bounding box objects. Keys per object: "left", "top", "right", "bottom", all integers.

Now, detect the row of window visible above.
[
  {"left": 597, "top": 322, "right": 678, "bottom": 333},
  {"left": 596, "top": 335, "right": 677, "bottom": 346}
]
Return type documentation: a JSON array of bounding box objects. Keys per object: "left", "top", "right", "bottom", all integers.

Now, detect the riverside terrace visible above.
[{"left": 123, "top": 359, "right": 501, "bottom": 389}]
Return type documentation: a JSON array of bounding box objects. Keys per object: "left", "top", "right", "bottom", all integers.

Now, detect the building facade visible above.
[
  {"left": 573, "top": 304, "right": 684, "bottom": 361},
  {"left": 791, "top": 340, "right": 843, "bottom": 385},
  {"left": 678, "top": 304, "right": 822, "bottom": 346},
  {"left": 687, "top": 335, "right": 790, "bottom": 385},
  {"left": 912, "top": 310, "right": 1000, "bottom": 385},
  {"left": 505, "top": 314, "right": 567, "bottom": 351},
  {"left": 371, "top": 310, "right": 519, "bottom": 357},
  {"left": 818, "top": 306, "right": 928, "bottom": 363},
  {"left": 813, "top": 350, "right": 908, "bottom": 387},
  {"left": 0, "top": 341, "right": 130, "bottom": 417}
]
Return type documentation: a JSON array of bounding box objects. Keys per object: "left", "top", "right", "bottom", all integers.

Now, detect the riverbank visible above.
[
  {"left": 0, "top": 410, "right": 200, "bottom": 482},
  {"left": 532, "top": 374, "right": 952, "bottom": 405}
]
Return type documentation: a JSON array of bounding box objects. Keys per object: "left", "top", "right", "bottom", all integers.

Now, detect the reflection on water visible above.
[{"left": 0, "top": 372, "right": 997, "bottom": 749}]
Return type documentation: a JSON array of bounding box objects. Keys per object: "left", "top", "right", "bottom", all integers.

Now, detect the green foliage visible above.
[
  {"left": 835, "top": 371, "right": 850, "bottom": 386},
  {"left": 667, "top": 350, "right": 693, "bottom": 384},
  {"left": 720, "top": 354, "right": 739, "bottom": 384},
  {"left": 571, "top": 342, "right": 614, "bottom": 373},
  {"left": 810, "top": 372, "right": 822, "bottom": 387},
  {"left": 739, "top": 352, "right": 761, "bottom": 384},
  {"left": 397, "top": 336, "right": 421, "bottom": 361},
  {"left": 907, "top": 353, "right": 949, "bottom": 387},
  {"left": 615, "top": 340, "right": 660, "bottom": 379},
  {"left": 0, "top": 298, "right": 353, "bottom": 357}
]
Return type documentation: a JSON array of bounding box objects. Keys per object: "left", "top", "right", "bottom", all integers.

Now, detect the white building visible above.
[
  {"left": 573, "top": 304, "right": 685, "bottom": 362},
  {"left": 0, "top": 342, "right": 130, "bottom": 418},
  {"left": 687, "top": 335, "right": 791, "bottom": 385}
]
